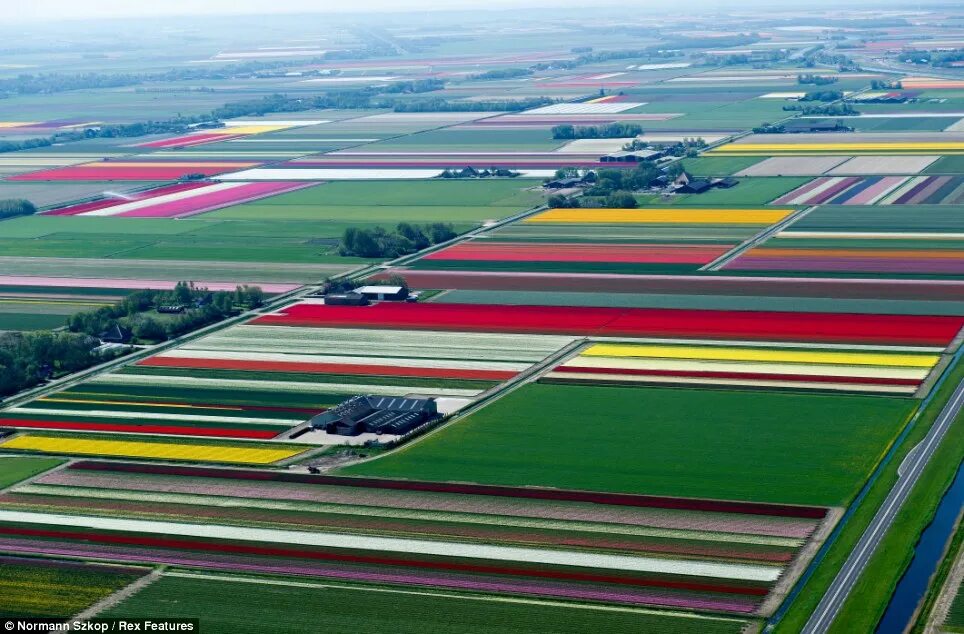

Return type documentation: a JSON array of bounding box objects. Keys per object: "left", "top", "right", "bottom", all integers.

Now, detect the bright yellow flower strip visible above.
[
  {"left": 526, "top": 208, "right": 791, "bottom": 224},
  {"left": 711, "top": 142, "right": 964, "bottom": 153},
  {"left": 0, "top": 435, "right": 302, "bottom": 465},
  {"left": 0, "top": 122, "right": 38, "bottom": 128},
  {"left": 216, "top": 124, "right": 295, "bottom": 135},
  {"left": 583, "top": 344, "right": 940, "bottom": 368}
]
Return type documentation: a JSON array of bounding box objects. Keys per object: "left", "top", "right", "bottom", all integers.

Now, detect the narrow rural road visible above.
[{"left": 801, "top": 372, "right": 964, "bottom": 633}]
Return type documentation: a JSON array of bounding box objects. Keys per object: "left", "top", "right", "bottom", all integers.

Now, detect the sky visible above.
[
  {"left": 9, "top": 0, "right": 940, "bottom": 22},
  {"left": 10, "top": 0, "right": 586, "bottom": 22}
]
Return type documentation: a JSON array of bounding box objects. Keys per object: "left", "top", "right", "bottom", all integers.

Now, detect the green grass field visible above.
[
  {"left": 775, "top": 360, "right": 964, "bottom": 633},
  {"left": 0, "top": 456, "right": 64, "bottom": 488},
  {"left": 342, "top": 383, "right": 917, "bottom": 506},
  {"left": 925, "top": 156, "right": 964, "bottom": 175},
  {"left": 0, "top": 312, "right": 69, "bottom": 331},
  {"left": 672, "top": 177, "right": 809, "bottom": 205},
  {"left": 0, "top": 180, "right": 542, "bottom": 266},
  {"left": 103, "top": 574, "right": 749, "bottom": 634},
  {"left": 680, "top": 156, "right": 764, "bottom": 176},
  {"left": 0, "top": 558, "right": 145, "bottom": 618}
]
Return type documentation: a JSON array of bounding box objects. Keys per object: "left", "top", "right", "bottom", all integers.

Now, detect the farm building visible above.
[
  {"left": 715, "top": 176, "right": 739, "bottom": 188},
  {"left": 309, "top": 395, "right": 439, "bottom": 436},
  {"left": 353, "top": 285, "right": 409, "bottom": 301},
  {"left": 545, "top": 177, "right": 584, "bottom": 189},
  {"left": 324, "top": 292, "right": 369, "bottom": 306},
  {"left": 677, "top": 179, "right": 714, "bottom": 194},
  {"left": 600, "top": 149, "right": 664, "bottom": 163},
  {"left": 98, "top": 324, "right": 132, "bottom": 344},
  {"left": 783, "top": 120, "right": 854, "bottom": 133}
]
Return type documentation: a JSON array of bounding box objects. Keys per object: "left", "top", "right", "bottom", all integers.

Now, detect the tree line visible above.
[
  {"left": 340, "top": 223, "right": 457, "bottom": 259},
  {"left": 551, "top": 123, "right": 644, "bottom": 140},
  {"left": 67, "top": 282, "right": 264, "bottom": 344},
  {"left": 0, "top": 199, "right": 36, "bottom": 220},
  {"left": 0, "top": 331, "right": 102, "bottom": 398}
]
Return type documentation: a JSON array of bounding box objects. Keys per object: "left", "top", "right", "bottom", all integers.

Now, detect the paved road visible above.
[{"left": 802, "top": 371, "right": 964, "bottom": 633}]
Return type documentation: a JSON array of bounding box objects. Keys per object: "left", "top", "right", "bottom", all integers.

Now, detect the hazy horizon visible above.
[{"left": 10, "top": 0, "right": 953, "bottom": 23}]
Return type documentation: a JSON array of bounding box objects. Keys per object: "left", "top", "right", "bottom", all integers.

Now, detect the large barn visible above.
[{"left": 309, "top": 395, "right": 439, "bottom": 437}]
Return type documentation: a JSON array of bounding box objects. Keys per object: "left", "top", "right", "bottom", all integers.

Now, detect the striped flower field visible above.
[
  {"left": 708, "top": 142, "right": 964, "bottom": 156},
  {"left": 771, "top": 176, "right": 964, "bottom": 206},
  {"left": 0, "top": 323, "right": 574, "bottom": 439},
  {"left": 0, "top": 460, "right": 833, "bottom": 615},
  {"left": 8, "top": 161, "right": 259, "bottom": 182},
  {"left": 410, "top": 207, "right": 794, "bottom": 275},
  {"left": 726, "top": 205, "right": 964, "bottom": 277},
  {"left": 544, "top": 342, "right": 942, "bottom": 395},
  {"left": 43, "top": 181, "right": 312, "bottom": 218},
  {"left": 0, "top": 434, "right": 307, "bottom": 464},
  {"left": 253, "top": 301, "right": 964, "bottom": 347}
]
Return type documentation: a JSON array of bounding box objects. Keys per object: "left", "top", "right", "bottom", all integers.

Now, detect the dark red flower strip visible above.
[
  {"left": 0, "top": 525, "right": 769, "bottom": 596},
  {"left": 2, "top": 493, "right": 793, "bottom": 563},
  {"left": 422, "top": 242, "right": 730, "bottom": 265},
  {"left": 137, "top": 356, "right": 516, "bottom": 381},
  {"left": 251, "top": 303, "right": 964, "bottom": 346},
  {"left": 0, "top": 418, "right": 279, "bottom": 439},
  {"left": 369, "top": 270, "right": 964, "bottom": 301},
  {"left": 554, "top": 366, "right": 922, "bottom": 386},
  {"left": 68, "top": 461, "right": 828, "bottom": 518}
]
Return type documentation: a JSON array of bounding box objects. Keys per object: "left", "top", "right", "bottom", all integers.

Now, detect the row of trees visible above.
[
  {"left": 0, "top": 331, "right": 101, "bottom": 398},
  {"left": 797, "top": 73, "right": 838, "bottom": 86},
  {"left": 392, "top": 97, "right": 553, "bottom": 112},
  {"left": 0, "top": 78, "right": 452, "bottom": 154},
  {"left": 340, "top": 223, "right": 457, "bottom": 259},
  {"left": 67, "top": 282, "right": 264, "bottom": 343},
  {"left": 0, "top": 199, "right": 36, "bottom": 220},
  {"left": 800, "top": 90, "right": 844, "bottom": 102},
  {"left": 551, "top": 122, "right": 644, "bottom": 140},
  {"left": 470, "top": 68, "right": 532, "bottom": 81},
  {"left": 784, "top": 102, "right": 857, "bottom": 116},
  {"left": 436, "top": 167, "right": 520, "bottom": 179}
]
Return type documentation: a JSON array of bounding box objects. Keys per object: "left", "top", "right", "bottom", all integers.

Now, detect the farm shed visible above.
[
  {"left": 310, "top": 395, "right": 439, "bottom": 436},
  {"left": 677, "top": 178, "right": 714, "bottom": 194},
  {"left": 324, "top": 292, "right": 369, "bottom": 306},
  {"left": 600, "top": 149, "right": 664, "bottom": 163},
  {"left": 354, "top": 285, "right": 409, "bottom": 301}
]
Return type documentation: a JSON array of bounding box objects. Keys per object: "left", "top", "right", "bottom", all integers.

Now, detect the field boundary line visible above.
[
  {"left": 0, "top": 457, "right": 74, "bottom": 495},
  {"left": 767, "top": 348, "right": 964, "bottom": 632},
  {"left": 701, "top": 205, "right": 816, "bottom": 272},
  {"left": 161, "top": 570, "right": 746, "bottom": 622},
  {"left": 799, "top": 349, "right": 964, "bottom": 633},
  {"left": 344, "top": 337, "right": 587, "bottom": 466},
  {"left": 61, "top": 566, "right": 165, "bottom": 632}
]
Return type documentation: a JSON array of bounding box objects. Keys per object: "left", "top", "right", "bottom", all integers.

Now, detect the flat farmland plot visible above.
[
  {"left": 343, "top": 383, "right": 917, "bottom": 506},
  {"left": 103, "top": 574, "right": 749, "bottom": 634},
  {"left": 0, "top": 322, "right": 574, "bottom": 439},
  {"left": 0, "top": 556, "right": 146, "bottom": 618},
  {"left": 0, "top": 460, "right": 830, "bottom": 615},
  {"left": 0, "top": 433, "right": 307, "bottom": 464},
  {"left": 0, "top": 456, "right": 64, "bottom": 488},
  {"left": 8, "top": 161, "right": 259, "bottom": 181},
  {"left": 726, "top": 205, "right": 964, "bottom": 277},
  {"left": 412, "top": 207, "right": 794, "bottom": 275},
  {"left": 544, "top": 342, "right": 942, "bottom": 396}
]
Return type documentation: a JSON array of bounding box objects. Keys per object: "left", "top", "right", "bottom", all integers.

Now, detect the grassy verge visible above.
[
  {"left": 774, "top": 357, "right": 964, "bottom": 632},
  {"left": 0, "top": 456, "right": 65, "bottom": 488},
  {"left": 828, "top": 385, "right": 964, "bottom": 631},
  {"left": 911, "top": 522, "right": 964, "bottom": 633}
]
